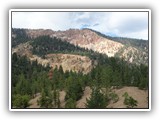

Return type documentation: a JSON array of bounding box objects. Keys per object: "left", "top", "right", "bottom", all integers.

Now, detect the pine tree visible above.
[
  {"left": 65, "top": 98, "right": 76, "bottom": 108},
  {"left": 85, "top": 87, "right": 107, "bottom": 108},
  {"left": 38, "top": 88, "right": 53, "bottom": 108}
]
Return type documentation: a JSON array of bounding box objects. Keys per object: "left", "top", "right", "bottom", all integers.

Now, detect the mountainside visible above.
[
  {"left": 11, "top": 28, "right": 149, "bottom": 109},
  {"left": 12, "top": 28, "right": 148, "bottom": 65}
]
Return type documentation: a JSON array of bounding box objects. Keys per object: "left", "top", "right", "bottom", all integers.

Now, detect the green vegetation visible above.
[
  {"left": 38, "top": 89, "right": 53, "bottom": 108},
  {"left": 12, "top": 94, "right": 30, "bottom": 108},
  {"left": 12, "top": 53, "right": 51, "bottom": 108},
  {"left": 12, "top": 28, "right": 30, "bottom": 47},
  {"left": 31, "top": 36, "right": 95, "bottom": 57},
  {"left": 11, "top": 32, "right": 148, "bottom": 109},
  {"left": 122, "top": 92, "right": 138, "bottom": 108},
  {"left": 85, "top": 87, "right": 108, "bottom": 108},
  {"left": 108, "top": 92, "right": 119, "bottom": 103},
  {"left": 65, "top": 98, "right": 76, "bottom": 108}
]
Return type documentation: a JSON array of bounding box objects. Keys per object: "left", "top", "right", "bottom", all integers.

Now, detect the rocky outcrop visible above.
[
  {"left": 24, "top": 29, "right": 124, "bottom": 57},
  {"left": 50, "top": 29, "right": 124, "bottom": 57}
]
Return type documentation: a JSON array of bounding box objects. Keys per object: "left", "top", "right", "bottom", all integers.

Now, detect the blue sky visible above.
[{"left": 12, "top": 11, "right": 148, "bottom": 40}]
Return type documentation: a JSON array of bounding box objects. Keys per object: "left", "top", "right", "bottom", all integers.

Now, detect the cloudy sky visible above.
[{"left": 12, "top": 11, "right": 148, "bottom": 40}]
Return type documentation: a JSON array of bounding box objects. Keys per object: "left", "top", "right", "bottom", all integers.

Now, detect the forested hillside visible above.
[
  {"left": 12, "top": 49, "right": 148, "bottom": 108},
  {"left": 11, "top": 28, "right": 149, "bottom": 109},
  {"left": 31, "top": 36, "right": 95, "bottom": 57}
]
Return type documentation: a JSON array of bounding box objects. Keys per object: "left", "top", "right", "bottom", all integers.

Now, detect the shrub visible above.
[
  {"left": 109, "top": 92, "right": 119, "bottom": 103},
  {"left": 12, "top": 94, "right": 30, "bottom": 108},
  {"left": 122, "top": 92, "right": 138, "bottom": 108}
]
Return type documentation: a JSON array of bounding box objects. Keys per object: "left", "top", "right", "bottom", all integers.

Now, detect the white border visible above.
[
  {"left": 9, "top": 9, "right": 151, "bottom": 111},
  {"left": 9, "top": 9, "right": 150, "bottom": 12},
  {"left": 149, "top": 9, "right": 151, "bottom": 111},
  {"left": 9, "top": 9, "right": 12, "bottom": 111}
]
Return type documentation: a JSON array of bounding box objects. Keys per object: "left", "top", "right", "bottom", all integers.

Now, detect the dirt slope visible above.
[
  {"left": 28, "top": 86, "right": 148, "bottom": 109},
  {"left": 108, "top": 87, "right": 148, "bottom": 108}
]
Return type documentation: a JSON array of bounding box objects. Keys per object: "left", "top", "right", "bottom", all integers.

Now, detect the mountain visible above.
[
  {"left": 12, "top": 28, "right": 148, "bottom": 65},
  {"left": 11, "top": 28, "right": 149, "bottom": 109}
]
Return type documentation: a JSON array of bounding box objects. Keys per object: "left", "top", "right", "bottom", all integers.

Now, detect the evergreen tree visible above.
[
  {"left": 85, "top": 87, "right": 108, "bottom": 108},
  {"left": 65, "top": 75, "right": 83, "bottom": 101},
  {"left": 65, "top": 98, "right": 76, "bottom": 108},
  {"left": 12, "top": 94, "right": 30, "bottom": 108},
  {"left": 38, "top": 88, "right": 53, "bottom": 108}
]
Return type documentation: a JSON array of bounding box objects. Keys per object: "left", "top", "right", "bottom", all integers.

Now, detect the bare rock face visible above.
[
  {"left": 24, "top": 29, "right": 125, "bottom": 57},
  {"left": 49, "top": 29, "right": 124, "bottom": 57}
]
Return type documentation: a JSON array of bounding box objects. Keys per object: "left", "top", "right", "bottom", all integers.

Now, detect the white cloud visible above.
[
  {"left": 119, "top": 29, "right": 148, "bottom": 40},
  {"left": 106, "top": 12, "right": 148, "bottom": 37},
  {"left": 12, "top": 11, "right": 148, "bottom": 39},
  {"left": 12, "top": 12, "right": 72, "bottom": 30}
]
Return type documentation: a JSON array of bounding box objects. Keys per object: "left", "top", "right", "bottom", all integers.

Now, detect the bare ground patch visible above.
[
  {"left": 107, "top": 87, "right": 148, "bottom": 108},
  {"left": 28, "top": 86, "right": 148, "bottom": 109}
]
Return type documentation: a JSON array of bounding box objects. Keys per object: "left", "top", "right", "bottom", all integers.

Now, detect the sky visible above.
[{"left": 12, "top": 11, "right": 148, "bottom": 40}]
